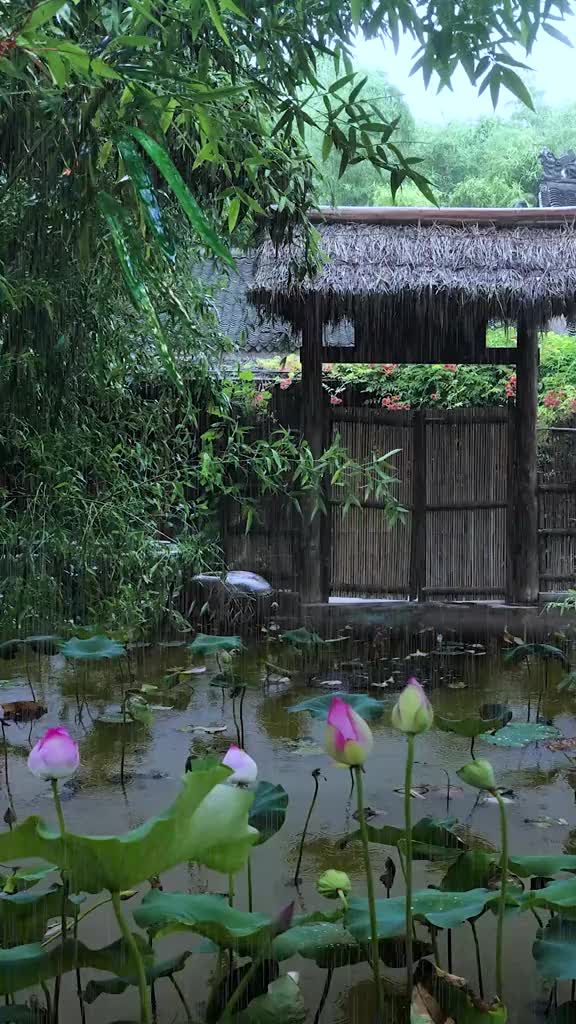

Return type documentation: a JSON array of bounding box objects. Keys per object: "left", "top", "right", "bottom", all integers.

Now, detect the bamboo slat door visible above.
[{"left": 329, "top": 405, "right": 510, "bottom": 600}]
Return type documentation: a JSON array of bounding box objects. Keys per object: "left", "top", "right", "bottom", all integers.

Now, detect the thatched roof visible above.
[{"left": 248, "top": 208, "right": 576, "bottom": 356}]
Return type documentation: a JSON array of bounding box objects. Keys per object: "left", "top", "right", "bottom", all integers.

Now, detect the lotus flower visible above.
[
  {"left": 222, "top": 744, "right": 257, "bottom": 785},
  {"left": 28, "top": 727, "right": 79, "bottom": 781},
  {"left": 317, "top": 869, "right": 352, "bottom": 900},
  {"left": 391, "top": 678, "right": 434, "bottom": 735},
  {"left": 324, "top": 697, "right": 373, "bottom": 766}
]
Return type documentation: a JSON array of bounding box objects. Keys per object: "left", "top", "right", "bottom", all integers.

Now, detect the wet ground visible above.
[{"left": 3, "top": 619, "right": 576, "bottom": 1022}]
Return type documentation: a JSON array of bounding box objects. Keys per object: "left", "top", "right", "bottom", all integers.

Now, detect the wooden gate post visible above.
[
  {"left": 506, "top": 316, "right": 540, "bottom": 604},
  {"left": 299, "top": 306, "right": 328, "bottom": 604},
  {"left": 409, "top": 410, "right": 427, "bottom": 601}
]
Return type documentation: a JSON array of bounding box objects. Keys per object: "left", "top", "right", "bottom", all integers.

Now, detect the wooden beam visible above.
[
  {"left": 506, "top": 318, "right": 540, "bottom": 604},
  {"left": 321, "top": 346, "right": 519, "bottom": 365},
  {"left": 309, "top": 206, "right": 576, "bottom": 227},
  {"left": 300, "top": 309, "right": 328, "bottom": 603}
]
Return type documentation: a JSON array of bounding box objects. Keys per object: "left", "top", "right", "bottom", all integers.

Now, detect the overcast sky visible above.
[{"left": 354, "top": 16, "right": 576, "bottom": 121}]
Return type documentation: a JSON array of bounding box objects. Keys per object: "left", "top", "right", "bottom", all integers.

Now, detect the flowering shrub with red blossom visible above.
[
  {"left": 505, "top": 372, "right": 517, "bottom": 398},
  {"left": 443, "top": 363, "right": 458, "bottom": 371},
  {"left": 381, "top": 363, "right": 398, "bottom": 376},
  {"left": 543, "top": 390, "right": 561, "bottom": 408},
  {"left": 330, "top": 395, "right": 343, "bottom": 405}
]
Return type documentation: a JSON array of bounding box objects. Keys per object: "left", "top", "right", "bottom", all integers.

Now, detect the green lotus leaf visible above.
[
  {"left": 532, "top": 877, "right": 576, "bottom": 911},
  {"left": 288, "top": 692, "right": 385, "bottom": 722},
  {"left": 249, "top": 782, "right": 289, "bottom": 846},
  {"left": 347, "top": 816, "right": 465, "bottom": 863},
  {"left": 0, "top": 884, "right": 76, "bottom": 946},
  {"left": 346, "top": 888, "right": 492, "bottom": 941},
  {"left": 509, "top": 854, "right": 576, "bottom": 877},
  {"left": 533, "top": 916, "right": 576, "bottom": 979},
  {"left": 482, "top": 722, "right": 560, "bottom": 748},
  {"left": 188, "top": 634, "right": 243, "bottom": 656},
  {"left": 24, "top": 635, "right": 63, "bottom": 655},
  {"left": 272, "top": 919, "right": 430, "bottom": 969},
  {"left": 61, "top": 635, "right": 125, "bottom": 659},
  {"left": 0, "top": 936, "right": 150, "bottom": 995},
  {"left": 558, "top": 671, "right": 576, "bottom": 693},
  {"left": 280, "top": 628, "right": 324, "bottom": 647},
  {"left": 0, "top": 762, "right": 257, "bottom": 892},
  {"left": 436, "top": 714, "right": 506, "bottom": 739},
  {"left": 441, "top": 851, "right": 497, "bottom": 892},
  {"left": 504, "top": 642, "right": 569, "bottom": 667},
  {"left": 238, "top": 975, "right": 307, "bottom": 1024},
  {"left": 84, "top": 951, "right": 191, "bottom": 1004},
  {"left": 133, "top": 890, "right": 271, "bottom": 953}
]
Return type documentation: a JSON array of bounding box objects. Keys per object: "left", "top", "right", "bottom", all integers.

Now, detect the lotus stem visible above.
[
  {"left": 428, "top": 925, "right": 441, "bottom": 967},
  {"left": 228, "top": 873, "right": 234, "bottom": 908},
  {"left": 170, "top": 975, "right": 193, "bottom": 1023},
  {"left": 404, "top": 734, "right": 416, "bottom": 996},
  {"left": 447, "top": 928, "right": 453, "bottom": 973},
  {"left": 470, "top": 735, "right": 476, "bottom": 760},
  {"left": 217, "top": 955, "right": 262, "bottom": 1022},
  {"left": 120, "top": 696, "right": 127, "bottom": 789},
  {"left": 51, "top": 779, "right": 68, "bottom": 1024},
  {"left": 239, "top": 686, "right": 246, "bottom": 749},
  {"left": 495, "top": 790, "right": 509, "bottom": 1002},
  {"left": 74, "top": 906, "right": 86, "bottom": 1024},
  {"left": 313, "top": 967, "right": 334, "bottom": 1024},
  {"left": 111, "top": 890, "right": 151, "bottom": 1024},
  {"left": 41, "top": 981, "right": 52, "bottom": 1020},
  {"left": 247, "top": 856, "right": 253, "bottom": 912},
  {"left": 231, "top": 694, "right": 241, "bottom": 746},
  {"left": 354, "top": 765, "right": 384, "bottom": 1022},
  {"left": 293, "top": 768, "right": 322, "bottom": 887},
  {"left": 470, "top": 920, "right": 484, "bottom": 999}
]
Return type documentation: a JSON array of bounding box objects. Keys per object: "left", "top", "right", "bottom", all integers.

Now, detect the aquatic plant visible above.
[{"left": 391, "top": 679, "right": 434, "bottom": 994}]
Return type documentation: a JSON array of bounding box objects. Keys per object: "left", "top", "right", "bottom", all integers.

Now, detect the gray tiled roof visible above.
[{"left": 198, "top": 254, "right": 353, "bottom": 356}]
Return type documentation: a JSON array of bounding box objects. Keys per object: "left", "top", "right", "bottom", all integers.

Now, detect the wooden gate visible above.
[{"left": 330, "top": 406, "right": 510, "bottom": 600}]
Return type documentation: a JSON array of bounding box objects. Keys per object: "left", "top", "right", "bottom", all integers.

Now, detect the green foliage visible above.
[
  {"left": 533, "top": 917, "right": 576, "bottom": 979},
  {"left": 288, "top": 692, "right": 385, "bottom": 722},
  {"left": 0, "top": 761, "right": 257, "bottom": 891},
  {"left": 237, "top": 975, "right": 307, "bottom": 1024},
  {"left": 61, "top": 636, "right": 125, "bottom": 660},
  {"left": 0, "top": 937, "right": 150, "bottom": 995},
  {"left": 436, "top": 714, "right": 508, "bottom": 739},
  {"left": 345, "top": 888, "right": 493, "bottom": 939},
  {"left": 248, "top": 782, "right": 289, "bottom": 846},
  {"left": 133, "top": 891, "right": 272, "bottom": 952},
  {"left": 481, "top": 723, "right": 561, "bottom": 748},
  {"left": 84, "top": 951, "right": 191, "bottom": 1004},
  {"left": 189, "top": 634, "right": 244, "bottom": 656}
]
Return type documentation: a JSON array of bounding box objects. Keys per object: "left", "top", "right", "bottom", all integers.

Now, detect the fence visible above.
[{"left": 224, "top": 394, "right": 576, "bottom": 601}]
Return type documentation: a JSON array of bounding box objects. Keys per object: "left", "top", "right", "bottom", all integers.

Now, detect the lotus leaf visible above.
[
  {"left": 508, "top": 854, "right": 576, "bottom": 877},
  {"left": 188, "top": 634, "right": 243, "bottom": 656},
  {"left": 551, "top": 1003, "right": 576, "bottom": 1023},
  {"left": 533, "top": 916, "right": 576, "bottom": 979},
  {"left": 0, "top": 936, "right": 150, "bottom": 995},
  {"left": 0, "top": 762, "right": 257, "bottom": 892},
  {"left": 0, "top": 884, "right": 76, "bottom": 946},
  {"left": 249, "top": 782, "right": 289, "bottom": 846},
  {"left": 61, "top": 636, "right": 125, "bottom": 659},
  {"left": 133, "top": 891, "right": 271, "bottom": 953},
  {"left": 272, "top": 919, "right": 430, "bottom": 969},
  {"left": 441, "top": 851, "right": 497, "bottom": 892},
  {"left": 288, "top": 692, "right": 385, "bottom": 722},
  {"left": 346, "top": 888, "right": 492, "bottom": 940},
  {"left": 84, "top": 951, "right": 191, "bottom": 1003},
  {"left": 437, "top": 714, "right": 507, "bottom": 739},
  {"left": 558, "top": 672, "right": 576, "bottom": 693},
  {"left": 504, "top": 642, "right": 569, "bottom": 666},
  {"left": 0, "top": 1009, "right": 43, "bottom": 1023},
  {"left": 482, "top": 723, "right": 560, "bottom": 748},
  {"left": 238, "top": 975, "right": 307, "bottom": 1024}
]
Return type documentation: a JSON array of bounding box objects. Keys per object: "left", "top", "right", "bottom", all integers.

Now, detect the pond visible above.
[{"left": 2, "top": 618, "right": 576, "bottom": 1024}]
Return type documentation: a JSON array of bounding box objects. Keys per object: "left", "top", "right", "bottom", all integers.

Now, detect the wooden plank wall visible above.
[{"left": 223, "top": 394, "right": 576, "bottom": 599}]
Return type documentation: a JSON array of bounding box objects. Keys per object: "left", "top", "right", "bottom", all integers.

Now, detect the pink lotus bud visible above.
[
  {"left": 28, "top": 727, "right": 79, "bottom": 781},
  {"left": 391, "top": 678, "right": 433, "bottom": 735},
  {"left": 324, "top": 697, "right": 373, "bottom": 767},
  {"left": 270, "top": 901, "right": 295, "bottom": 937},
  {"left": 222, "top": 744, "right": 257, "bottom": 785}
]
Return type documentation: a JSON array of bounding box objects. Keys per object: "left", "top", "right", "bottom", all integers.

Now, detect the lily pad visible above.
[
  {"left": 509, "top": 854, "right": 576, "bottom": 877},
  {"left": 533, "top": 916, "right": 576, "bottom": 979},
  {"left": 531, "top": 877, "right": 576, "bottom": 912},
  {"left": 189, "top": 634, "right": 243, "bottom": 656},
  {"left": 249, "top": 782, "right": 289, "bottom": 846},
  {"left": 61, "top": 636, "right": 125, "bottom": 660},
  {"left": 0, "top": 761, "right": 257, "bottom": 892},
  {"left": 482, "top": 722, "right": 560, "bottom": 748},
  {"left": 238, "top": 975, "right": 307, "bottom": 1024},
  {"left": 84, "top": 951, "right": 191, "bottom": 1003},
  {"left": 288, "top": 692, "right": 385, "bottom": 722},
  {"left": 346, "top": 888, "right": 492, "bottom": 940},
  {"left": 280, "top": 628, "right": 324, "bottom": 648},
  {"left": 504, "top": 642, "right": 569, "bottom": 666},
  {"left": 133, "top": 890, "right": 271, "bottom": 954},
  {"left": 0, "top": 936, "right": 150, "bottom": 995},
  {"left": 436, "top": 714, "right": 507, "bottom": 739}
]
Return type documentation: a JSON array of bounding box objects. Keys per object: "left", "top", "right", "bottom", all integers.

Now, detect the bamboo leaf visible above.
[
  {"left": 127, "top": 127, "right": 235, "bottom": 268},
  {"left": 498, "top": 67, "right": 534, "bottom": 109},
  {"left": 117, "top": 136, "right": 176, "bottom": 264},
  {"left": 26, "top": 0, "right": 66, "bottom": 30},
  {"left": 97, "top": 192, "right": 180, "bottom": 386},
  {"left": 351, "top": 0, "right": 362, "bottom": 27},
  {"left": 205, "top": 0, "right": 229, "bottom": 44}
]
